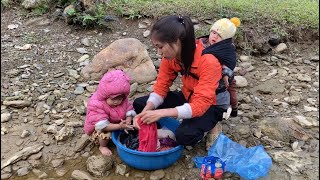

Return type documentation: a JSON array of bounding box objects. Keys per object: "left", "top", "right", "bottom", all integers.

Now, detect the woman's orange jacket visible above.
[{"left": 153, "top": 39, "right": 222, "bottom": 117}]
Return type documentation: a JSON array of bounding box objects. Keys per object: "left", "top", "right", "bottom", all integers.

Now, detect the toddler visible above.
[{"left": 84, "top": 70, "right": 135, "bottom": 156}]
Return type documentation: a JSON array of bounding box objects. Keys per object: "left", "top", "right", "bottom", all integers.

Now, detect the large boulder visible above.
[{"left": 81, "top": 38, "right": 157, "bottom": 84}]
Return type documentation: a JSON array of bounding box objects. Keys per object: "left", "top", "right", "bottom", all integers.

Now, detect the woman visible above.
[{"left": 133, "top": 15, "right": 230, "bottom": 147}]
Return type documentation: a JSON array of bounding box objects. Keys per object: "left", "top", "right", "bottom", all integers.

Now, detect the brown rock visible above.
[{"left": 81, "top": 38, "right": 157, "bottom": 84}]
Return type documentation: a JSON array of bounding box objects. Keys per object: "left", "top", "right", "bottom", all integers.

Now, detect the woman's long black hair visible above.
[{"left": 150, "top": 15, "right": 196, "bottom": 75}]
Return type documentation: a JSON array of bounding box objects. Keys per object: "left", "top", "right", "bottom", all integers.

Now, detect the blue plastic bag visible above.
[{"left": 193, "top": 133, "right": 272, "bottom": 180}]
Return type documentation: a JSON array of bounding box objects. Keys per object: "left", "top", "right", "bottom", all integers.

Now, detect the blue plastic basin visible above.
[{"left": 111, "top": 117, "right": 183, "bottom": 170}]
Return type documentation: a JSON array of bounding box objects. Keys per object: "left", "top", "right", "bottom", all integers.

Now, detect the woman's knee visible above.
[
  {"left": 175, "top": 127, "right": 203, "bottom": 146},
  {"left": 133, "top": 96, "right": 148, "bottom": 113}
]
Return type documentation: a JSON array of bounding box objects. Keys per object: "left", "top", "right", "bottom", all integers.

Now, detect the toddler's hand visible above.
[
  {"left": 223, "top": 76, "right": 229, "bottom": 88},
  {"left": 119, "top": 119, "right": 134, "bottom": 134}
]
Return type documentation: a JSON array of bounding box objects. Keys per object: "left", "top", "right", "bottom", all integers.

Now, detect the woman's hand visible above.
[
  {"left": 139, "top": 110, "right": 164, "bottom": 124},
  {"left": 133, "top": 110, "right": 162, "bottom": 130},
  {"left": 132, "top": 116, "right": 141, "bottom": 130}
]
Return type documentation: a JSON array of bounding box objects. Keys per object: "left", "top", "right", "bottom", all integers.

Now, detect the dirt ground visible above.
[{"left": 1, "top": 6, "right": 319, "bottom": 180}]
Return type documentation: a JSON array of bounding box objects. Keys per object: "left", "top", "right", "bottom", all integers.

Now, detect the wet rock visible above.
[
  {"left": 1, "top": 144, "right": 43, "bottom": 169},
  {"left": 115, "top": 164, "right": 128, "bottom": 176},
  {"left": 55, "top": 126, "right": 74, "bottom": 141},
  {"left": 56, "top": 168, "right": 68, "bottom": 177},
  {"left": 150, "top": 169, "right": 165, "bottom": 180},
  {"left": 134, "top": 172, "right": 145, "bottom": 178},
  {"left": 51, "top": 159, "right": 64, "bottom": 168},
  {"left": 1, "top": 112, "right": 12, "bottom": 123},
  {"left": 71, "top": 170, "right": 93, "bottom": 180},
  {"left": 2, "top": 100, "right": 31, "bottom": 108},
  {"left": 32, "top": 169, "right": 48, "bottom": 179},
  {"left": 28, "top": 152, "right": 42, "bottom": 160},
  {"left": 74, "top": 134, "right": 90, "bottom": 152},
  {"left": 87, "top": 155, "right": 113, "bottom": 177},
  {"left": 81, "top": 38, "right": 157, "bottom": 84}
]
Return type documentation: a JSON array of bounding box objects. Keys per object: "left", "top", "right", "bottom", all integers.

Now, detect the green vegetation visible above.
[
  {"left": 108, "top": 0, "right": 319, "bottom": 28},
  {"left": 1, "top": 0, "right": 11, "bottom": 8},
  {"left": 31, "top": 3, "right": 49, "bottom": 16},
  {"left": 65, "top": 3, "right": 111, "bottom": 27}
]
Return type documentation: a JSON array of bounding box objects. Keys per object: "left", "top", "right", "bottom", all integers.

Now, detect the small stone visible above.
[
  {"left": 296, "top": 74, "right": 312, "bottom": 82},
  {"left": 74, "top": 86, "right": 85, "bottom": 95},
  {"left": 71, "top": 170, "right": 93, "bottom": 180},
  {"left": 115, "top": 164, "right": 128, "bottom": 176},
  {"left": 78, "top": 54, "right": 90, "bottom": 62},
  {"left": 17, "top": 167, "right": 30, "bottom": 176},
  {"left": 8, "top": 24, "right": 19, "bottom": 29},
  {"left": 20, "top": 130, "right": 30, "bottom": 138},
  {"left": 56, "top": 168, "right": 67, "bottom": 177},
  {"left": 239, "top": 55, "right": 250, "bottom": 61},
  {"left": 1, "top": 173, "right": 12, "bottom": 179},
  {"left": 138, "top": 22, "right": 148, "bottom": 29},
  {"left": 43, "top": 140, "right": 51, "bottom": 146},
  {"left": 150, "top": 170, "right": 165, "bottom": 180},
  {"left": 51, "top": 159, "right": 64, "bottom": 168},
  {"left": 76, "top": 48, "right": 88, "bottom": 54},
  {"left": 1, "top": 112, "right": 12, "bottom": 123},
  {"left": 15, "top": 139, "right": 24, "bottom": 146},
  {"left": 81, "top": 38, "right": 90, "bottom": 46},
  {"left": 274, "top": 43, "right": 287, "bottom": 53},
  {"left": 143, "top": 30, "right": 151, "bottom": 38},
  {"left": 122, "top": 32, "right": 127, "bottom": 36},
  {"left": 234, "top": 76, "right": 248, "bottom": 87},
  {"left": 55, "top": 119, "right": 65, "bottom": 125}
]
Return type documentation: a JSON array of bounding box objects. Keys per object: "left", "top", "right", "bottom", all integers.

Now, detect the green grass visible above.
[
  {"left": 108, "top": 0, "right": 319, "bottom": 29},
  {"left": 1, "top": 0, "right": 11, "bottom": 8}
]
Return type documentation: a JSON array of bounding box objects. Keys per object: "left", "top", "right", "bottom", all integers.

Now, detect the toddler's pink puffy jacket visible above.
[{"left": 84, "top": 70, "right": 133, "bottom": 135}]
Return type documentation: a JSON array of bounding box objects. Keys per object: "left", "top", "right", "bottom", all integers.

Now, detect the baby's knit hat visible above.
[{"left": 210, "top": 17, "right": 241, "bottom": 40}]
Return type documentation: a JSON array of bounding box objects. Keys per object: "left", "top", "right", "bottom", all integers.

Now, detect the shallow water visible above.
[{"left": 8, "top": 143, "right": 200, "bottom": 180}]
